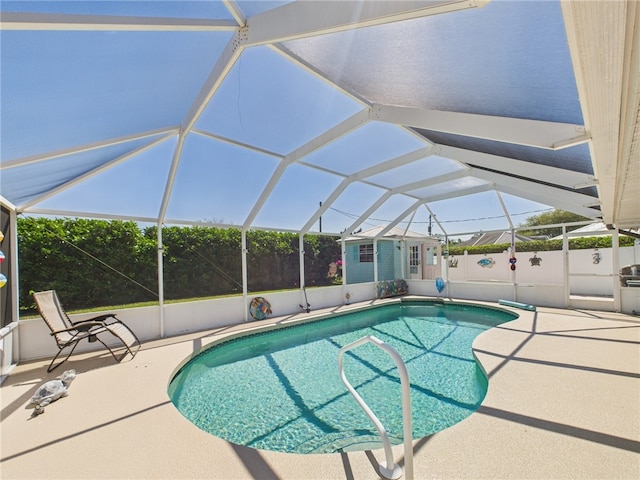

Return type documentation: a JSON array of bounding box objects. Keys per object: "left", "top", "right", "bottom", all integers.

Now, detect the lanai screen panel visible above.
[
  {"left": 195, "top": 46, "right": 364, "bottom": 155},
  {"left": 282, "top": 1, "right": 581, "bottom": 122},
  {"left": 3, "top": 0, "right": 620, "bottom": 234},
  {"left": 1, "top": 29, "right": 230, "bottom": 159}
]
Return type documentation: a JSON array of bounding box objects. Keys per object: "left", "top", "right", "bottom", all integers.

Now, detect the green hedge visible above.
[
  {"left": 447, "top": 236, "right": 635, "bottom": 256},
  {"left": 18, "top": 218, "right": 341, "bottom": 313},
  {"left": 19, "top": 217, "right": 634, "bottom": 313}
]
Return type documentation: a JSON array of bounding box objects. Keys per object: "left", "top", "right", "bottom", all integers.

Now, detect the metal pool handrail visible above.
[{"left": 337, "top": 335, "right": 414, "bottom": 480}]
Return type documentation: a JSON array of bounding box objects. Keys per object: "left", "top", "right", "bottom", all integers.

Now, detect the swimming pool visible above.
[{"left": 168, "top": 300, "right": 517, "bottom": 454}]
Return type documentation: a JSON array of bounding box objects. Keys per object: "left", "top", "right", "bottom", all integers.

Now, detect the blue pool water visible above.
[{"left": 168, "top": 301, "right": 516, "bottom": 454}]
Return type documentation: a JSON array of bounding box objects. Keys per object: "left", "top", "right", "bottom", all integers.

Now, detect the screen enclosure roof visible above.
[{"left": 1, "top": 1, "right": 639, "bottom": 238}]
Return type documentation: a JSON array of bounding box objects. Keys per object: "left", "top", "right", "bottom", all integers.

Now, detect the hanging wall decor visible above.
[
  {"left": 529, "top": 254, "right": 542, "bottom": 266},
  {"left": 477, "top": 257, "right": 495, "bottom": 268},
  {"left": 592, "top": 248, "right": 601, "bottom": 264}
]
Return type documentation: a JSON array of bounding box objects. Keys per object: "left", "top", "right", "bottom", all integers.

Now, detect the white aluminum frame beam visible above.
[
  {"left": 158, "top": 134, "right": 187, "bottom": 224},
  {"left": 246, "top": 0, "right": 488, "bottom": 46},
  {"left": 243, "top": 109, "right": 370, "bottom": 229},
  {"left": 389, "top": 169, "right": 470, "bottom": 196},
  {"left": 158, "top": 31, "right": 247, "bottom": 224},
  {"left": 373, "top": 199, "right": 426, "bottom": 240},
  {"left": 495, "top": 191, "right": 513, "bottom": 229},
  {"left": 222, "top": 0, "right": 246, "bottom": 27},
  {"left": 561, "top": 0, "right": 627, "bottom": 226},
  {"left": 192, "top": 129, "right": 283, "bottom": 160},
  {"left": 424, "top": 204, "right": 447, "bottom": 236},
  {"left": 300, "top": 146, "right": 433, "bottom": 234},
  {"left": 417, "top": 183, "right": 495, "bottom": 204},
  {"left": 436, "top": 145, "right": 597, "bottom": 189},
  {"left": 469, "top": 169, "right": 602, "bottom": 218},
  {"left": 0, "top": 127, "right": 179, "bottom": 170},
  {"left": 18, "top": 133, "right": 174, "bottom": 211},
  {"left": 371, "top": 104, "right": 590, "bottom": 150},
  {"left": 0, "top": 12, "right": 237, "bottom": 31},
  {"left": 182, "top": 30, "right": 247, "bottom": 133}
]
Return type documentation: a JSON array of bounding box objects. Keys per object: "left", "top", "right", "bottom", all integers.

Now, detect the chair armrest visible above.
[
  {"left": 72, "top": 314, "right": 117, "bottom": 325},
  {"left": 50, "top": 322, "right": 106, "bottom": 335}
]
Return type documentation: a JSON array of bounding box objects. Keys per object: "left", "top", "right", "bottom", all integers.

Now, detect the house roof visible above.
[
  {"left": 343, "top": 225, "right": 434, "bottom": 242},
  {"left": 551, "top": 222, "right": 639, "bottom": 239},
  {"left": 458, "top": 231, "right": 534, "bottom": 247},
  {"left": 2, "top": 1, "right": 639, "bottom": 236}
]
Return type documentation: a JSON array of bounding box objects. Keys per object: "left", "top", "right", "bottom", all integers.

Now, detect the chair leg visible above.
[
  {"left": 47, "top": 341, "right": 81, "bottom": 373},
  {"left": 47, "top": 322, "right": 141, "bottom": 372},
  {"left": 93, "top": 336, "right": 124, "bottom": 362}
]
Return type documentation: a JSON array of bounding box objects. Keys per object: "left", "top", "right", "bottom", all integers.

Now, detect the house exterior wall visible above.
[
  {"left": 345, "top": 240, "right": 397, "bottom": 284},
  {"left": 377, "top": 241, "right": 396, "bottom": 281},
  {"left": 345, "top": 243, "right": 373, "bottom": 284}
]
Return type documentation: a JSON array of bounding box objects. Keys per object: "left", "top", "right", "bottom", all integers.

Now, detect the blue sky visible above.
[{"left": 1, "top": 1, "right": 558, "bottom": 238}]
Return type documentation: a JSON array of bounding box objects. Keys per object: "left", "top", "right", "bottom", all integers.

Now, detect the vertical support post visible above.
[
  {"left": 156, "top": 224, "right": 165, "bottom": 338},
  {"left": 510, "top": 229, "right": 517, "bottom": 301},
  {"left": 299, "top": 234, "right": 305, "bottom": 288},
  {"left": 9, "top": 207, "right": 20, "bottom": 364},
  {"left": 341, "top": 238, "right": 348, "bottom": 299},
  {"left": 373, "top": 239, "right": 379, "bottom": 284},
  {"left": 612, "top": 227, "right": 620, "bottom": 312},
  {"left": 562, "top": 225, "right": 570, "bottom": 307},
  {"left": 241, "top": 229, "right": 248, "bottom": 322},
  {"left": 299, "top": 233, "right": 306, "bottom": 306}
]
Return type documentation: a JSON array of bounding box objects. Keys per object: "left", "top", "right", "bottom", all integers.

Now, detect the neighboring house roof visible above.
[
  {"left": 551, "top": 222, "right": 639, "bottom": 239},
  {"left": 551, "top": 222, "right": 610, "bottom": 239},
  {"left": 458, "top": 231, "right": 533, "bottom": 247}
]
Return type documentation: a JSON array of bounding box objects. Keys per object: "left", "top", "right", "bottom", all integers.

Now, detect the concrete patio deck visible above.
[{"left": 1, "top": 301, "right": 639, "bottom": 479}]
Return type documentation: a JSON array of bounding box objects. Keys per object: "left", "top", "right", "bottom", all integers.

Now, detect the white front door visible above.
[
  {"left": 408, "top": 244, "right": 422, "bottom": 279},
  {"left": 423, "top": 246, "right": 439, "bottom": 280}
]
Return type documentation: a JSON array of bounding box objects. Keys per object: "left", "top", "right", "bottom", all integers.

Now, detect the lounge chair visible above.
[{"left": 33, "top": 290, "right": 141, "bottom": 372}]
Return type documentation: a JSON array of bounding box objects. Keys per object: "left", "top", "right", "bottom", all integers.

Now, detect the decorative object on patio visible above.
[
  {"left": 33, "top": 290, "right": 141, "bottom": 372},
  {"left": 435, "top": 277, "right": 445, "bottom": 293},
  {"left": 249, "top": 296, "right": 272, "bottom": 320},
  {"left": 27, "top": 369, "right": 77, "bottom": 416},
  {"left": 619, "top": 264, "right": 640, "bottom": 287},
  {"left": 376, "top": 279, "right": 408, "bottom": 299},
  {"left": 299, "top": 286, "right": 311, "bottom": 313},
  {"left": 498, "top": 299, "right": 536, "bottom": 311}
]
